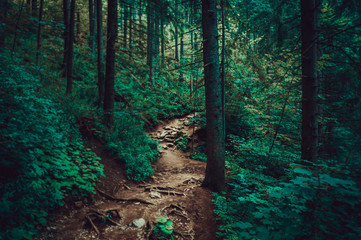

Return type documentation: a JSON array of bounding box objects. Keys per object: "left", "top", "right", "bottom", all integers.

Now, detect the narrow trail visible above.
[{"left": 38, "top": 114, "right": 218, "bottom": 240}]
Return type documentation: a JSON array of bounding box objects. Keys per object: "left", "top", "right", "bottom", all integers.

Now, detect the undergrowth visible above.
[{"left": 0, "top": 55, "right": 104, "bottom": 239}]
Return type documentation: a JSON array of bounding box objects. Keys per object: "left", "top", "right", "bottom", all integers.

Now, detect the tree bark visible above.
[
  {"left": 66, "top": 0, "right": 75, "bottom": 95},
  {"left": 123, "top": 3, "right": 128, "bottom": 49},
  {"left": 89, "top": 0, "right": 96, "bottom": 57},
  {"left": 35, "top": 0, "right": 44, "bottom": 66},
  {"left": 0, "top": 0, "right": 8, "bottom": 52},
  {"left": 103, "top": 0, "right": 117, "bottom": 127},
  {"left": 62, "top": 0, "right": 70, "bottom": 70},
  {"left": 96, "top": 0, "right": 105, "bottom": 104},
  {"left": 201, "top": 0, "right": 226, "bottom": 192},
  {"left": 32, "top": 0, "right": 37, "bottom": 17},
  {"left": 301, "top": 0, "right": 319, "bottom": 163}
]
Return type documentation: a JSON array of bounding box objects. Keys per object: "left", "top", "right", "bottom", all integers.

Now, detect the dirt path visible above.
[{"left": 38, "top": 114, "right": 218, "bottom": 240}]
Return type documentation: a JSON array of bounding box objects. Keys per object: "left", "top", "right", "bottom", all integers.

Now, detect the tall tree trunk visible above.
[
  {"left": 63, "top": 0, "right": 70, "bottom": 70},
  {"left": 129, "top": 6, "right": 133, "bottom": 49},
  {"left": 32, "top": 0, "right": 37, "bottom": 17},
  {"left": 154, "top": 3, "right": 159, "bottom": 74},
  {"left": 147, "top": 0, "right": 155, "bottom": 84},
  {"left": 221, "top": 0, "right": 226, "bottom": 138},
  {"left": 75, "top": 11, "right": 80, "bottom": 43},
  {"left": 104, "top": 0, "right": 117, "bottom": 126},
  {"left": 160, "top": 12, "right": 165, "bottom": 66},
  {"left": 35, "top": 0, "right": 44, "bottom": 66},
  {"left": 174, "top": 23, "right": 178, "bottom": 60},
  {"left": 123, "top": 4, "right": 128, "bottom": 49},
  {"left": 0, "top": 0, "right": 8, "bottom": 52},
  {"left": 301, "top": 0, "right": 318, "bottom": 163},
  {"left": 201, "top": 0, "right": 225, "bottom": 192},
  {"left": 89, "top": 0, "right": 96, "bottom": 56},
  {"left": 66, "top": 0, "right": 75, "bottom": 95},
  {"left": 96, "top": 0, "right": 105, "bottom": 104}
]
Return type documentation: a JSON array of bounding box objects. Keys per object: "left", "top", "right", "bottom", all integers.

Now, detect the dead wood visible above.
[{"left": 86, "top": 215, "right": 100, "bottom": 235}]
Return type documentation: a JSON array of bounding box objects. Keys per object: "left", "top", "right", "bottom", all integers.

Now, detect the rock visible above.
[
  {"left": 160, "top": 131, "right": 168, "bottom": 138},
  {"left": 164, "top": 126, "right": 171, "bottom": 130},
  {"left": 150, "top": 191, "right": 161, "bottom": 198},
  {"left": 167, "top": 143, "right": 174, "bottom": 148},
  {"left": 163, "top": 146, "right": 168, "bottom": 150},
  {"left": 74, "top": 201, "right": 82, "bottom": 208},
  {"left": 132, "top": 218, "right": 146, "bottom": 228},
  {"left": 164, "top": 137, "right": 174, "bottom": 142}
]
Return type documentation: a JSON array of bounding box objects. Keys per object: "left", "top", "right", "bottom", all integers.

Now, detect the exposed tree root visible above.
[{"left": 96, "top": 187, "right": 154, "bottom": 205}]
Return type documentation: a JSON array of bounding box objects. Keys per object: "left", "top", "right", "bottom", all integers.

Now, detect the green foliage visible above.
[
  {"left": 214, "top": 147, "right": 361, "bottom": 240},
  {"left": 102, "top": 111, "right": 159, "bottom": 181},
  {"left": 0, "top": 56, "right": 103, "bottom": 239},
  {"left": 175, "top": 133, "right": 189, "bottom": 151},
  {"left": 151, "top": 216, "right": 174, "bottom": 240}
]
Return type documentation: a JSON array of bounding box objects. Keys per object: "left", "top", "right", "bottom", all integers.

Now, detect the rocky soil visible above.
[{"left": 36, "top": 113, "right": 218, "bottom": 240}]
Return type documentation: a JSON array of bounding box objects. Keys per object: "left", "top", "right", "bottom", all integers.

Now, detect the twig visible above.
[{"left": 86, "top": 215, "right": 100, "bottom": 235}]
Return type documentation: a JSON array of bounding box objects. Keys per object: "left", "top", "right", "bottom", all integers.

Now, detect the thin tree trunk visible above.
[
  {"left": 63, "top": 0, "right": 70, "bottom": 70},
  {"left": 12, "top": 0, "right": 25, "bottom": 55},
  {"left": 104, "top": 0, "right": 118, "bottom": 127},
  {"left": 96, "top": 0, "right": 105, "bottom": 104},
  {"left": 301, "top": 0, "right": 318, "bottom": 163},
  {"left": 89, "top": 0, "right": 96, "bottom": 57},
  {"left": 129, "top": 6, "right": 132, "bottom": 49},
  {"left": 35, "top": 0, "right": 44, "bottom": 66},
  {"left": 160, "top": 13, "right": 165, "bottom": 66},
  {"left": 201, "top": 0, "right": 225, "bottom": 192},
  {"left": 32, "top": 0, "right": 37, "bottom": 17},
  {"left": 221, "top": 0, "right": 226, "bottom": 138},
  {"left": 66, "top": 0, "right": 75, "bottom": 95},
  {"left": 75, "top": 11, "right": 80, "bottom": 43},
  {"left": 123, "top": 4, "right": 128, "bottom": 49},
  {"left": 0, "top": 0, "right": 8, "bottom": 52}
]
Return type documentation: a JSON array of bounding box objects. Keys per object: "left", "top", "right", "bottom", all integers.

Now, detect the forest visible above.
[{"left": 0, "top": 0, "right": 361, "bottom": 239}]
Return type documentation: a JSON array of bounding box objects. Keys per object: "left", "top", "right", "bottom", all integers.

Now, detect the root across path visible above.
[{"left": 37, "top": 114, "right": 218, "bottom": 240}]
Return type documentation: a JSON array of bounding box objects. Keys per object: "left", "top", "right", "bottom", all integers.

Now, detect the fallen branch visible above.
[
  {"left": 96, "top": 187, "right": 154, "bottom": 205},
  {"left": 86, "top": 215, "right": 100, "bottom": 235}
]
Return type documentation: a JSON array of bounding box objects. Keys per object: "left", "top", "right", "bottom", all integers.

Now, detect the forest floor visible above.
[{"left": 36, "top": 114, "right": 218, "bottom": 240}]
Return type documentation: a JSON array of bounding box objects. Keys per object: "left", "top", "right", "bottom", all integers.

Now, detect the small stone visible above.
[
  {"left": 133, "top": 218, "right": 146, "bottom": 228},
  {"left": 74, "top": 201, "right": 82, "bottom": 208},
  {"left": 149, "top": 191, "right": 161, "bottom": 198}
]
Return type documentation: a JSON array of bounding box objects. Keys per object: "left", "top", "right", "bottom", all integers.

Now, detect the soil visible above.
[{"left": 36, "top": 113, "right": 219, "bottom": 240}]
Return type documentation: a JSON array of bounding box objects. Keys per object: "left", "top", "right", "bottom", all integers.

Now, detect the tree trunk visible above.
[
  {"left": 221, "top": 0, "right": 226, "bottom": 138},
  {"left": 129, "top": 6, "right": 133, "bottom": 49},
  {"left": 32, "top": 0, "right": 37, "bottom": 17},
  {"left": 35, "top": 0, "right": 44, "bottom": 66},
  {"left": 147, "top": 0, "right": 155, "bottom": 84},
  {"left": 123, "top": 4, "right": 128, "bottom": 49},
  {"left": 201, "top": 0, "right": 225, "bottom": 192},
  {"left": 103, "top": 0, "right": 117, "bottom": 127},
  {"left": 96, "top": 0, "right": 105, "bottom": 104},
  {"left": 301, "top": 0, "right": 318, "bottom": 163},
  {"left": 62, "top": 0, "right": 70, "bottom": 70},
  {"left": 89, "top": 0, "right": 96, "bottom": 57},
  {"left": 66, "top": 0, "right": 75, "bottom": 95},
  {"left": 75, "top": 11, "right": 80, "bottom": 43},
  {"left": 0, "top": 0, "right": 8, "bottom": 52}
]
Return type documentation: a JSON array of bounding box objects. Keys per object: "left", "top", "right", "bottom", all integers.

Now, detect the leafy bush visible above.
[
  {"left": 214, "top": 157, "right": 361, "bottom": 240},
  {"left": 99, "top": 110, "right": 159, "bottom": 181},
  {"left": 151, "top": 216, "right": 174, "bottom": 240},
  {"left": 0, "top": 56, "right": 103, "bottom": 239}
]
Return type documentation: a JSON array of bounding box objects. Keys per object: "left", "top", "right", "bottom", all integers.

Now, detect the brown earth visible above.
[{"left": 36, "top": 113, "right": 219, "bottom": 240}]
